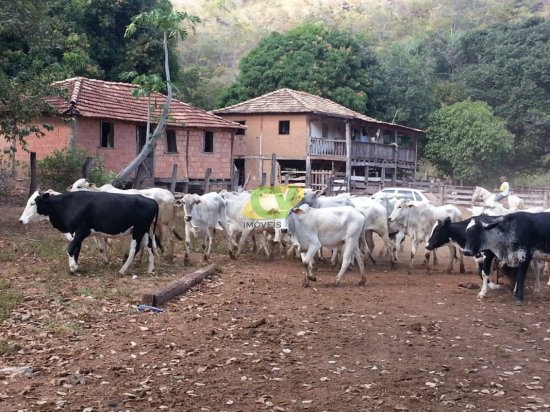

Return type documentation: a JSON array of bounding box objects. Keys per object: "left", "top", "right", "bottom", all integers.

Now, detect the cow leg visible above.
[
  {"left": 545, "top": 262, "right": 550, "bottom": 287},
  {"left": 184, "top": 223, "right": 192, "bottom": 265},
  {"left": 215, "top": 217, "right": 235, "bottom": 260},
  {"left": 145, "top": 233, "right": 156, "bottom": 274},
  {"left": 458, "top": 249, "right": 465, "bottom": 273},
  {"left": 94, "top": 237, "right": 109, "bottom": 263},
  {"left": 446, "top": 244, "right": 455, "bottom": 273},
  {"left": 234, "top": 227, "right": 253, "bottom": 258},
  {"left": 532, "top": 260, "right": 541, "bottom": 293},
  {"left": 514, "top": 260, "right": 530, "bottom": 305},
  {"left": 120, "top": 235, "right": 142, "bottom": 275},
  {"left": 335, "top": 242, "right": 364, "bottom": 286},
  {"left": 203, "top": 227, "right": 215, "bottom": 261},
  {"left": 408, "top": 239, "right": 417, "bottom": 275},
  {"left": 67, "top": 230, "right": 90, "bottom": 273},
  {"left": 301, "top": 244, "right": 320, "bottom": 287}
]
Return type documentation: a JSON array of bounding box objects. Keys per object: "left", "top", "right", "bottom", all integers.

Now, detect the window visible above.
[
  {"left": 166, "top": 129, "right": 177, "bottom": 153},
  {"left": 279, "top": 120, "right": 290, "bottom": 135},
  {"left": 322, "top": 124, "right": 328, "bottom": 138},
  {"left": 100, "top": 122, "right": 114, "bottom": 148},
  {"left": 203, "top": 131, "right": 214, "bottom": 153},
  {"left": 236, "top": 121, "right": 246, "bottom": 135}
]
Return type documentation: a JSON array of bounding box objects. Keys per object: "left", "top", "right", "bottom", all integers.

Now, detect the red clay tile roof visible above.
[
  {"left": 214, "top": 88, "right": 423, "bottom": 134},
  {"left": 45, "top": 77, "right": 242, "bottom": 130}
]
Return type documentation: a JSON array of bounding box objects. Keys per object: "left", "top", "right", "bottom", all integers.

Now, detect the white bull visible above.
[
  {"left": 388, "top": 199, "right": 463, "bottom": 274},
  {"left": 283, "top": 204, "right": 366, "bottom": 287},
  {"left": 181, "top": 192, "right": 231, "bottom": 263}
]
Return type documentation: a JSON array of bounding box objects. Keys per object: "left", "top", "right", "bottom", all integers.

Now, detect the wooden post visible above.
[
  {"left": 29, "top": 152, "right": 37, "bottom": 197},
  {"left": 345, "top": 122, "right": 351, "bottom": 192},
  {"left": 182, "top": 180, "right": 189, "bottom": 194},
  {"left": 381, "top": 167, "right": 386, "bottom": 188},
  {"left": 243, "top": 172, "right": 251, "bottom": 190},
  {"left": 440, "top": 185, "right": 445, "bottom": 205},
  {"left": 284, "top": 173, "right": 290, "bottom": 185},
  {"left": 169, "top": 164, "right": 178, "bottom": 194},
  {"left": 82, "top": 157, "right": 94, "bottom": 179},
  {"left": 260, "top": 172, "right": 266, "bottom": 186},
  {"left": 142, "top": 264, "right": 216, "bottom": 307},
  {"left": 203, "top": 168, "right": 212, "bottom": 193},
  {"left": 270, "top": 153, "right": 277, "bottom": 187}
]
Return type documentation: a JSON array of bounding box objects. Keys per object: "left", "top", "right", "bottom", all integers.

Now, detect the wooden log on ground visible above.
[{"left": 142, "top": 264, "right": 216, "bottom": 307}]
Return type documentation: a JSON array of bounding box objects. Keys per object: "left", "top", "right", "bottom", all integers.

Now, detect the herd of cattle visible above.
[{"left": 17, "top": 179, "right": 550, "bottom": 305}]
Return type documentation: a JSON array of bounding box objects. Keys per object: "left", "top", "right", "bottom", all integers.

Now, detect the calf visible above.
[
  {"left": 463, "top": 212, "right": 550, "bottom": 305},
  {"left": 19, "top": 191, "right": 158, "bottom": 275},
  {"left": 181, "top": 192, "right": 231, "bottom": 263},
  {"left": 283, "top": 204, "right": 366, "bottom": 287}
]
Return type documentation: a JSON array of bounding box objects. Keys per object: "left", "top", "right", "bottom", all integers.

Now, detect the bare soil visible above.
[{"left": 1, "top": 202, "right": 549, "bottom": 412}]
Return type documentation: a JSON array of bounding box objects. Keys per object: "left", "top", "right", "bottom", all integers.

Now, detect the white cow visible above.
[
  {"left": 221, "top": 191, "right": 283, "bottom": 260},
  {"left": 388, "top": 199, "right": 463, "bottom": 274},
  {"left": 181, "top": 192, "right": 231, "bottom": 263},
  {"left": 350, "top": 196, "right": 396, "bottom": 265},
  {"left": 70, "top": 178, "right": 181, "bottom": 260},
  {"left": 283, "top": 204, "right": 366, "bottom": 287},
  {"left": 300, "top": 189, "right": 354, "bottom": 208}
]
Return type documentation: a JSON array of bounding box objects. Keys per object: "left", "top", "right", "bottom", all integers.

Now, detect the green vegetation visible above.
[
  {"left": 1, "top": 0, "right": 548, "bottom": 184},
  {"left": 424, "top": 100, "right": 514, "bottom": 183},
  {"left": 0, "top": 279, "right": 23, "bottom": 323},
  {"left": 38, "top": 147, "right": 112, "bottom": 192}
]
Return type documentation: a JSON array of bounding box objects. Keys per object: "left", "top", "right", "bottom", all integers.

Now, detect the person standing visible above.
[{"left": 494, "top": 175, "right": 510, "bottom": 203}]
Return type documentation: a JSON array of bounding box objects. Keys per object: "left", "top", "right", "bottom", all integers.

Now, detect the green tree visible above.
[
  {"left": 117, "top": 8, "right": 199, "bottom": 183},
  {"left": 216, "top": 23, "right": 373, "bottom": 112},
  {"left": 424, "top": 100, "right": 514, "bottom": 184},
  {"left": 453, "top": 18, "right": 550, "bottom": 172},
  {"left": 366, "top": 38, "right": 438, "bottom": 130}
]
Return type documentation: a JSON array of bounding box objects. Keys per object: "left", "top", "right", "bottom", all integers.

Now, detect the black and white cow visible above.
[
  {"left": 19, "top": 191, "right": 159, "bottom": 275},
  {"left": 463, "top": 212, "right": 550, "bottom": 305},
  {"left": 426, "top": 217, "right": 498, "bottom": 296}
]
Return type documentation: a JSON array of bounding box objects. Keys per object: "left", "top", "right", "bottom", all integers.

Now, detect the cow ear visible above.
[
  {"left": 314, "top": 189, "right": 324, "bottom": 197},
  {"left": 444, "top": 216, "right": 451, "bottom": 225},
  {"left": 291, "top": 208, "right": 305, "bottom": 215},
  {"left": 193, "top": 194, "right": 201, "bottom": 203},
  {"left": 483, "top": 216, "right": 504, "bottom": 230},
  {"left": 42, "top": 192, "right": 51, "bottom": 200}
]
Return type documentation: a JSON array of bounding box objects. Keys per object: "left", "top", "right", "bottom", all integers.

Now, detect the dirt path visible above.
[{"left": 1, "top": 205, "right": 549, "bottom": 411}]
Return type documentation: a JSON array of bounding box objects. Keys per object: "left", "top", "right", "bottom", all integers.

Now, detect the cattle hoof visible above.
[
  {"left": 358, "top": 280, "right": 366, "bottom": 286},
  {"left": 515, "top": 299, "right": 524, "bottom": 306},
  {"left": 203, "top": 255, "right": 209, "bottom": 261},
  {"left": 307, "top": 274, "right": 317, "bottom": 282},
  {"left": 229, "top": 251, "right": 236, "bottom": 260},
  {"left": 302, "top": 281, "right": 310, "bottom": 288},
  {"left": 183, "top": 256, "right": 191, "bottom": 265}
]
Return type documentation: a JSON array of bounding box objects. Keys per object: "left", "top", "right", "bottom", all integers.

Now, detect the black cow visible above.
[
  {"left": 19, "top": 191, "right": 159, "bottom": 275},
  {"left": 463, "top": 212, "right": 550, "bottom": 305},
  {"left": 426, "top": 217, "right": 497, "bottom": 296}
]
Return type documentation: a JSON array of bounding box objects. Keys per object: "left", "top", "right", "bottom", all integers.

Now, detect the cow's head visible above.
[
  {"left": 19, "top": 191, "right": 54, "bottom": 224},
  {"left": 181, "top": 193, "right": 201, "bottom": 222},
  {"left": 463, "top": 216, "right": 503, "bottom": 256},
  {"left": 281, "top": 204, "right": 310, "bottom": 234},
  {"left": 425, "top": 217, "right": 452, "bottom": 251},
  {"left": 68, "top": 178, "right": 94, "bottom": 191},
  {"left": 387, "top": 199, "right": 413, "bottom": 223}
]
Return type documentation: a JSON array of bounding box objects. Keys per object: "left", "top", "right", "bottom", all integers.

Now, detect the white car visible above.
[{"left": 371, "top": 187, "right": 435, "bottom": 204}]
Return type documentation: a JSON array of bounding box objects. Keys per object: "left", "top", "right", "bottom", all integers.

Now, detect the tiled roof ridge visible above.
[
  {"left": 215, "top": 88, "right": 289, "bottom": 112},
  {"left": 285, "top": 89, "right": 316, "bottom": 111},
  {"left": 69, "top": 77, "right": 83, "bottom": 104}
]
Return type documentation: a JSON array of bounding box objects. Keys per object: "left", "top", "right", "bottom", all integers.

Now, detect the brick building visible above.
[
  {"left": 12, "top": 77, "right": 242, "bottom": 189},
  {"left": 214, "top": 89, "right": 424, "bottom": 191}
]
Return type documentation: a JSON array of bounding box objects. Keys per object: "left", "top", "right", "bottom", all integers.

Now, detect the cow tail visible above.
[{"left": 152, "top": 205, "right": 162, "bottom": 254}]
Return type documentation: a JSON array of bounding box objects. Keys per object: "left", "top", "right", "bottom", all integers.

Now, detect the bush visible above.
[{"left": 38, "top": 147, "right": 112, "bottom": 191}]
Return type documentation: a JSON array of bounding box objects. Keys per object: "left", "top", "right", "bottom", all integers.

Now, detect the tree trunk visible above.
[{"left": 116, "top": 32, "right": 172, "bottom": 182}]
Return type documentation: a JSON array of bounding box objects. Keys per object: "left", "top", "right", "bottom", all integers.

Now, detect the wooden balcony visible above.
[{"left": 309, "top": 138, "right": 416, "bottom": 169}]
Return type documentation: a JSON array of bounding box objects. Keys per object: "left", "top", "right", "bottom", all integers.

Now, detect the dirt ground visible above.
[{"left": 1, "top": 200, "right": 550, "bottom": 412}]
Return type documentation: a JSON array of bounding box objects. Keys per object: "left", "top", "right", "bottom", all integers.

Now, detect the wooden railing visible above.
[
  {"left": 309, "top": 138, "right": 346, "bottom": 157},
  {"left": 309, "top": 138, "right": 415, "bottom": 164}
]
